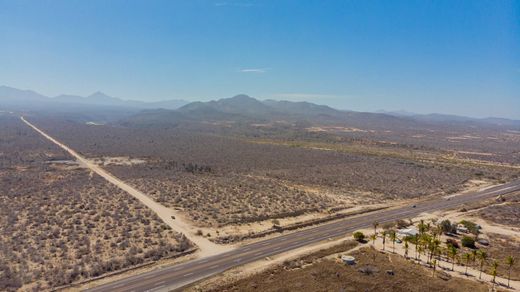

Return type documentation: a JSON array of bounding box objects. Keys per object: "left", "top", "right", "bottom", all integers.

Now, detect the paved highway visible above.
[{"left": 86, "top": 180, "right": 520, "bottom": 292}]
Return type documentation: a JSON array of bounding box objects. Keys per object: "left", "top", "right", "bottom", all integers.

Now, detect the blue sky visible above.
[{"left": 1, "top": 0, "right": 519, "bottom": 118}]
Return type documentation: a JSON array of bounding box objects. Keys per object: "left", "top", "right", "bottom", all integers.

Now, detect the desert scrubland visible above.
[
  {"left": 29, "top": 117, "right": 517, "bottom": 231},
  {"left": 0, "top": 116, "right": 192, "bottom": 291}
]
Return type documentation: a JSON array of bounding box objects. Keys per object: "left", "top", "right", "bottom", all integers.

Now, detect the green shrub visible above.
[
  {"left": 461, "top": 236, "right": 475, "bottom": 248},
  {"left": 353, "top": 231, "right": 366, "bottom": 242},
  {"left": 440, "top": 219, "right": 456, "bottom": 234},
  {"left": 460, "top": 220, "right": 479, "bottom": 235}
]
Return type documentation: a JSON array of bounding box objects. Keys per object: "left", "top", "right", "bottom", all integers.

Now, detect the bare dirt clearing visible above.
[{"left": 199, "top": 246, "right": 491, "bottom": 292}]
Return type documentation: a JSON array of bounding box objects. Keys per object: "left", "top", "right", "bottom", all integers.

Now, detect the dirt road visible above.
[{"left": 21, "top": 116, "right": 230, "bottom": 256}]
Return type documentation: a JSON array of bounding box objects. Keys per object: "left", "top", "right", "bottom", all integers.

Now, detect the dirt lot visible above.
[
  {"left": 410, "top": 210, "right": 520, "bottom": 283},
  {"left": 202, "top": 246, "right": 491, "bottom": 292},
  {"left": 483, "top": 233, "right": 520, "bottom": 281},
  {"left": 476, "top": 192, "right": 520, "bottom": 227}
]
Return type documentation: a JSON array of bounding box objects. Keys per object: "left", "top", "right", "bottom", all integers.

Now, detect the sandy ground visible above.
[
  {"left": 90, "top": 156, "right": 147, "bottom": 166},
  {"left": 443, "top": 179, "right": 495, "bottom": 199},
  {"left": 371, "top": 234, "right": 519, "bottom": 290},
  {"left": 199, "top": 202, "right": 393, "bottom": 240},
  {"left": 21, "top": 116, "right": 231, "bottom": 257},
  {"left": 305, "top": 126, "right": 375, "bottom": 133},
  {"left": 187, "top": 236, "right": 360, "bottom": 291},
  {"left": 443, "top": 209, "right": 520, "bottom": 238},
  {"left": 368, "top": 206, "right": 520, "bottom": 290}
]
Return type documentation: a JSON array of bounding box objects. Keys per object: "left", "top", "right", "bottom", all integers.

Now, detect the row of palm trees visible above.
[{"left": 372, "top": 221, "right": 516, "bottom": 288}]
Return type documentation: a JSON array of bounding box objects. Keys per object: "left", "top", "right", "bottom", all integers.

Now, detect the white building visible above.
[{"left": 397, "top": 227, "right": 419, "bottom": 237}]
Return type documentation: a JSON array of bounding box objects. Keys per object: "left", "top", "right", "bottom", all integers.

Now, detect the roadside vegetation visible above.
[{"left": 371, "top": 218, "right": 519, "bottom": 286}]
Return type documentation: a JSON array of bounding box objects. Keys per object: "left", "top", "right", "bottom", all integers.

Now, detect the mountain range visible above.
[
  {"left": 1, "top": 85, "right": 519, "bottom": 128},
  {"left": 0, "top": 85, "right": 189, "bottom": 110},
  {"left": 122, "top": 94, "right": 520, "bottom": 130}
]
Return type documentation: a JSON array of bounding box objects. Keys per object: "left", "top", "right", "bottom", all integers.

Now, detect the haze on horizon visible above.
[{"left": 1, "top": 0, "right": 519, "bottom": 119}]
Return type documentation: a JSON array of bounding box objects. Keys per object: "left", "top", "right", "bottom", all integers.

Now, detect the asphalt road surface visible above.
[{"left": 86, "top": 180, "right": 520, "bottom": 292}]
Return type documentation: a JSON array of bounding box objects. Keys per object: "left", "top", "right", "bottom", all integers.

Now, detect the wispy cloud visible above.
[
  {"left": 239, "top": 68, "right": 269, "bottom": 73},
  {"left": 215, "top": 1, "right": 254, "bottom": 7}
]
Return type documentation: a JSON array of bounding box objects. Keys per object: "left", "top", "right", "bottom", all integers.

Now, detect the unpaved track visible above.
[{"left": 21, "top": 116, "right": 230, "bottom": 256}]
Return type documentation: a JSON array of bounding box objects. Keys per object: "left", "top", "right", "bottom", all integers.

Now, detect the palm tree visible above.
[
  {"left": 373, "top": 221, "right": 379, "bottom": 237},
  {"left": 432, "top": 259, "right": 437, "bottom": 277},
  {"left": 433, "top": 238, "right": 442, "bottom": 266},
  {"left": 433, "top": 224, "right": 442, "bottom": 241},
  {"left": 382, "top": 230, "right": 387, "bottom": 251},
  {"left": 390, "top": 230, "right": 397, "bottom": 253},
  {"left": 491, "top": 260, "right": 498, "bottom": 283},
  {"left": 427, "top": 237, "right": 438, "bottom": 266},
  {"left": 404, "top": 238, "right": 409, "bottom": 259},
  {"left": 424, "top": 236, "right": 433, "bottom": 265},
  {"left": 506, "top": 256, "right": 515, "bottom": 288},
  {"left": 370, "top": 234, "right": 376, "bottom": 246},
  {"left": 448, "top": 245, "right": 458, "bottom": 271},
  {"left": 471, "top": 249, "right": 477, "bottom": 267},
  {"left": 417, "top": 243, "right": 424, "bottom": 261},
  {"left": 419, "top": 219, "right": 427, "bottom": 235},
  {"left": 414, "top": 234, "right": 419, "bottom": 260},
  {"left": 477, "top": 250, "right": 487, "bottom": 280},
  {"left": 463, "top": 253, "right": 471, "bottom": 275}
]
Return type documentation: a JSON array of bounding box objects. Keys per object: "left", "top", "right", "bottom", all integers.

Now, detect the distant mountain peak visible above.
[
  {"left": 215, "top": 94, "right": 262, "bottom": 105},
  {"left": 0, "top": 85, "right": 48, "bottom": 100},
  {"left": 88, "top": 91, "right": 112, "bottom": 99},
  {"left": 228, "top": 94, "right": 254, "bottom": 100},
  {"left": 0, "top": 85, "right": 189, "bottom": 110},
  {"left": 178, "top": 94, "right": 273, "bottom": 117}
]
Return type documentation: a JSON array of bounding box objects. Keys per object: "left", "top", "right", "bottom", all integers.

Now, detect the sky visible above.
[{"left": 1, "top": 0, "right": 519, "bottom": 118}]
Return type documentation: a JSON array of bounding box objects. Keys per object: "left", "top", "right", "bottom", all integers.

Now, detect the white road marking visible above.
[
  {"left": 210, "top": 265, "right": 220, "bottom": 269},
  {"left": 183, "top": 272, "right": 194, "bottom": 277},
  {"left": 154, "top": 281, "right": 165, "bottom": 286},
  {"left": 255, "top": 252, "right": 264, "bottom": 256},
  {"left": 234, "top": 258, "right": 242, "bottom": 262},
  {"left": 113, "top": 283, "right": 124, "bottom": 288}
]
